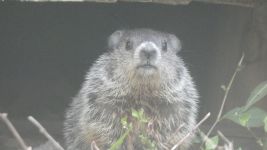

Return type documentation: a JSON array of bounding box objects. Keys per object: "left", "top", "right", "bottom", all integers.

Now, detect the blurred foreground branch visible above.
[
  {"left": 0, "top": 113, "right": 32, "bottom": 150},
  {"left": 171, "top": 112, "right": 211, "bottom": 150},
  {"left": 28, "top": 116, "right": 64, "bottom": 150}
]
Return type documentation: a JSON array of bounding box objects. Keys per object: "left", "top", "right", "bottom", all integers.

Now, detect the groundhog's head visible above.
[{"left": 107, "top": 29, "right": 182, "bottom": 84}]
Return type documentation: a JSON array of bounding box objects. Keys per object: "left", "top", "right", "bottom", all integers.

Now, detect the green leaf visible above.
[
  {"left": 139, "top": 109, "right": 148, "bottom": 123},
  {"left": 244, "top": 81, "right": 267, "bottom": 110},
  {"left": 264, "top": 116, "right": 267, "bottom": 133},
  {"left": 131, "top": 109, "right": 148, "bottom": 123},
  {"left": 139, "top": 109, "right": 144, "bottom": 116},
  {"left": 205, "top": 136, "right": 219, "bottom": 150},
  {"left": 236, "top": 147, "right": 242, "bottom": 150},
  {"left": 221, "top": 85, "right": 226, "bottom": 91},
  {"left": 132, "top": 109, "right": 139, "bottom": 119},
  {"left": 257, "top": 139, "right": 264, "bottom": 147},
  {"left": 245, "top": 108, "right": 267, "bottom": 127},
  {"left": 257, "top": 139, "right": 263, "bottom": 147},
  {"left": 223, "top": 107, "right": 243, "bottom": 124},
  {"left": 139, "top": 134, "right": 157, "bottom": 150},
  {"left": 223, "top": 107, "right": 267, "bottom": 127},
  {"left": 121, "top": 116, "right": 128, "bottom": 128},
  {"left": 239, "top": 113, "right": 250, "bottom": 126},
  {"left": 140, "top": 118, "right": 148, "bottom": 123},
  {"left": 109, "top": 123, "right": 132, "bottom": 150}
]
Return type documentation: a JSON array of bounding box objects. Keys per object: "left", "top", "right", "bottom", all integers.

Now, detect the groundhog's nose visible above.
[{"left": 140, "top": 49, "right": 157, "bottom": 61}]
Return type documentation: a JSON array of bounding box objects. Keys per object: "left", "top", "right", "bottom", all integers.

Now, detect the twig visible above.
[
  {"left": 27, "top": 116, "right": 64, "bottom": 150},
  {"left": 171, "top": 112, "right": 211, "bottom": 150},
  {"left": 217, "top": 131, "right": 233, "bottom": 150},
  {"left": 217, "top": 131, "right": 230, "bottom": 144},
  {"left": 91, "top": 141, "right": 101, "bottom": 150},
  {"left": 0, "top": 113, "right": 32, "bottom": 150},
  {"left": 246, "top": 127, "right": 263, "bottom": 146},
  {"left": 203, "top": 54, "right": 245, "bottom": 143},
  {"left": 167, "top": 123, "right": 185, "bottom": 142},
  {"left": 197, "top": 128, "right": 208, "bottom": 142}
]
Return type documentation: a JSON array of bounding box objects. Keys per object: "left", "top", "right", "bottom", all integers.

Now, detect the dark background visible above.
[
  {"left": 0, "top": 2, "right": 221, "bottom": 119},
  {"left": 0, "top": 2, "right": 266, "bottom": 149}
]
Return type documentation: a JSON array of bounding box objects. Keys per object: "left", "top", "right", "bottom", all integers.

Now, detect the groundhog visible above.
[{"left": 64, "top": 29, "right": 199, "bottom": 150}]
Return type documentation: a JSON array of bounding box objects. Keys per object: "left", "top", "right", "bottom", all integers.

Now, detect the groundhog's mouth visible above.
[{"left": 136, "top": 64, "right": 157, "bottom": 70}]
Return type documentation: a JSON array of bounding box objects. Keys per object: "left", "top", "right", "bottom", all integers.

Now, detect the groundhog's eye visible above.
[
  {"left": 125, "top": 40, "right": 133, "bottom": 50},
  {"left": 162, "top": 41, "right": 168, "bottom": 52}
]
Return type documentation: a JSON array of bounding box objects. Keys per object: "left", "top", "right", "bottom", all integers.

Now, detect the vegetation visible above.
[
  {"left": 109, "top": 54, "right": 267, "bottom": 150},
  {"left": 1, "top": 54, "right": 267, "bottom": 150}
]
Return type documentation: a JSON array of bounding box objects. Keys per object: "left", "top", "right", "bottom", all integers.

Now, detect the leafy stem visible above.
[{"left": 203, "top": 53, "right": 245, "bottom": 144}]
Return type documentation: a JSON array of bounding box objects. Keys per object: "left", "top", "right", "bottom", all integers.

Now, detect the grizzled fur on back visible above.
[{"left": 64, "top": 29, "right": 199, "bottom": 150}]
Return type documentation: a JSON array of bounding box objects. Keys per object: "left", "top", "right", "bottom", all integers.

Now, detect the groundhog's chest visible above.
[{"left": 106, "top": 94, "right": 179, "bottom": 120}]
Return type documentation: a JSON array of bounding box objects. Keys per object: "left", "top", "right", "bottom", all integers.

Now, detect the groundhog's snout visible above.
[
  {"left": 135, "top": 41, "right": 161, "bottom": 69},
  {"left": 140, "top": 48, "right": 157, "bottom": 61}
]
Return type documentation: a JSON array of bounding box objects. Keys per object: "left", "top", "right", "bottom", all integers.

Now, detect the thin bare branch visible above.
[
  {"left": 217, "top": 131, "right": 229, "bottom": 143},
  {"left": 218, "top": 131, "right": 233, "bottom": 150},
  {"left": 166, "top": 123, "right": 185, "bottom": 144},
  {"left": 27, "top": 116, "right": 64, "bottom": 150},
  {"left": 171, "top": 112, "right": 211, "bottom": 150},
  {"left": 91, "top": 141, "right": 101, "bottom": 150},
  {"left": 0, "top": 113, "right": 32, "bottom": 150},
  {"left": 204, "top": 53, "right": 245, "bottom": 143}
]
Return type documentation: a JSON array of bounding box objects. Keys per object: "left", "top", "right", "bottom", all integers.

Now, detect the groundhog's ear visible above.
[
  {"left": 108, "top": 30, "right": 124, "bottom": 50},
  {"left": 168, "top": 34, "right": 182, "bottom": 52}
]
